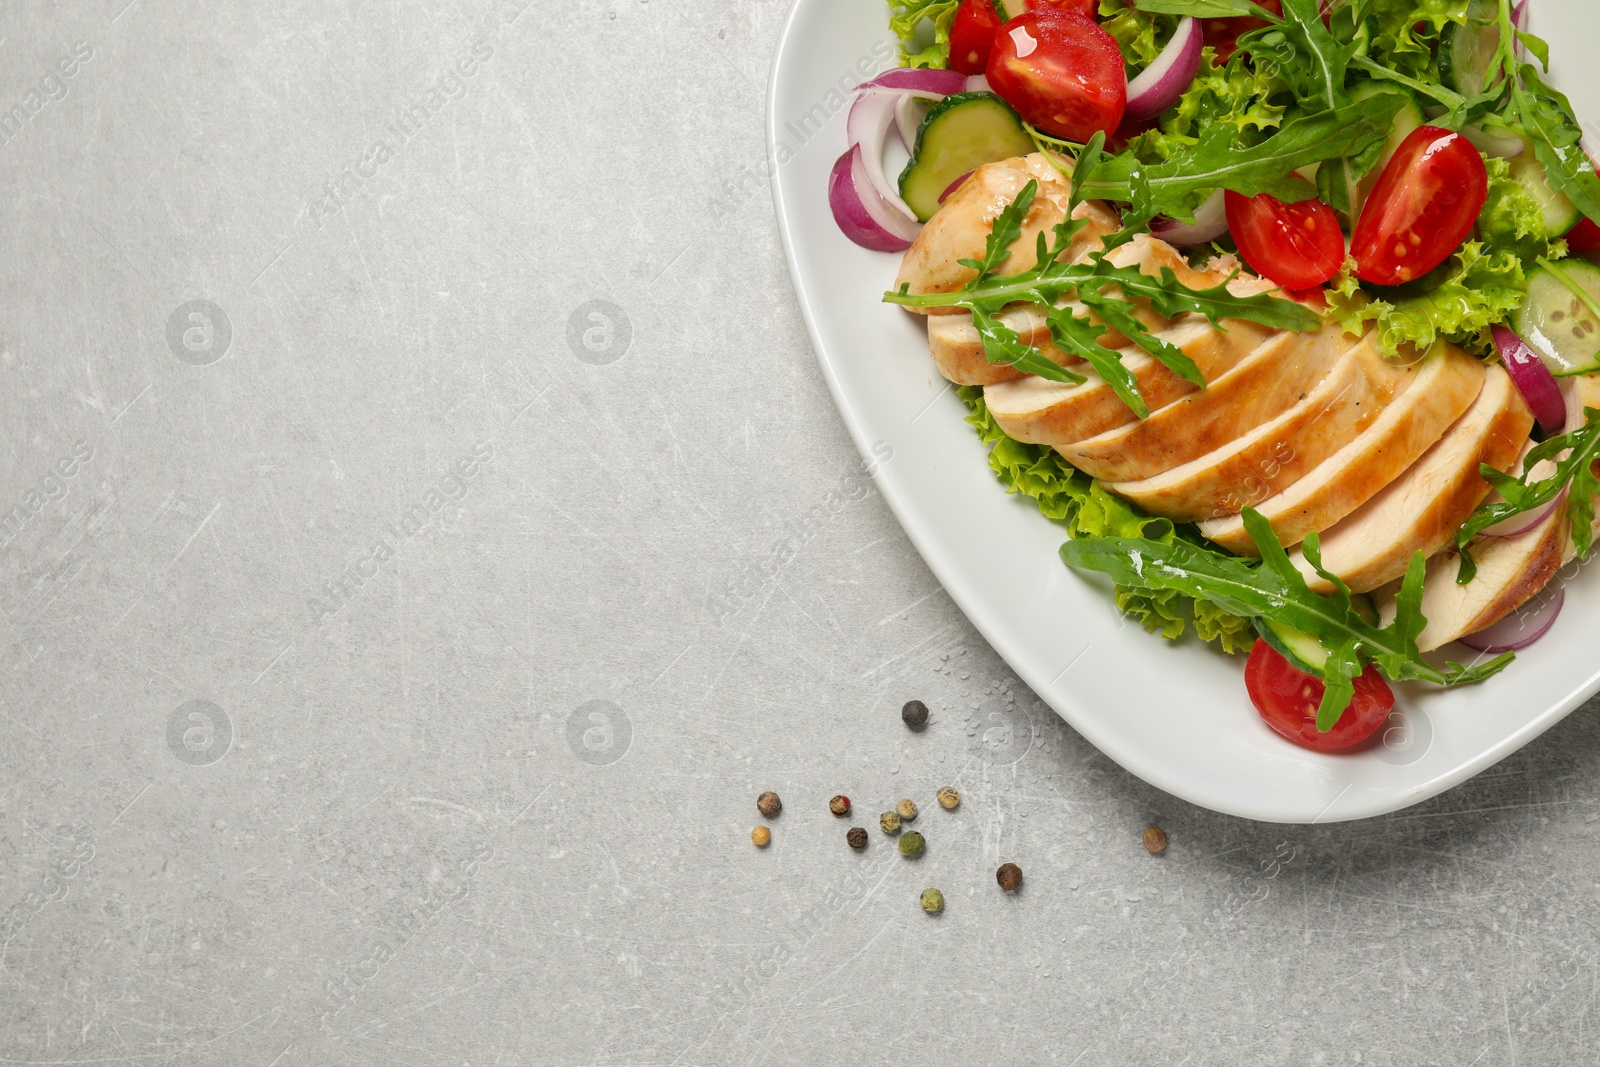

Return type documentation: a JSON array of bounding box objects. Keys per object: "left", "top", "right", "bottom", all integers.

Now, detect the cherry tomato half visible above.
[
  {"left": 1351, "top": 125, "right": 1488, "bottom": 286},
  {"left": 1568, "top": 216, "right": 1600, "bottom": 254},
  {"left": 986, "top": 10, "right": 1127, "bottom": 142},
  {"left": 1204, "top": 0, "right": 1280, "bottom": 62},
  {"left": 1225, "top": 190, "right": 1346, "bottom": 290},
  {"left": 949, "top": 0, "right": 1005, "bottom": 76},
  {"left": 1245, "top": 640, "right": 1395, "bottom": 752}
]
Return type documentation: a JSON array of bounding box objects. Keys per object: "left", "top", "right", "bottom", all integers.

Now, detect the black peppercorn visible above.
[
  {"left": 901, "top": 699, "right": 929, "bottom": 730},
  {"left": 996, "top": 862, "right": 1022, "bottom": 891},
  {"left": 756, "top": 791, "right": 782, "bottom": 818},
  {"left": 846, "top": 827, "right": 868, "bottom": 850}
]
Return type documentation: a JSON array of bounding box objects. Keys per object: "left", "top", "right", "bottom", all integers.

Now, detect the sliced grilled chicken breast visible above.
[
  {"left": 895, "top": 155, "right": 1120, "bottom": 313},
  {"left": 1375, "top": 503, "right": 1569, "bottom": 652},
  {"left": 983, "top": 317, "right": 1274, "bottom": 449},
  {"left": 1199, "top": 343, "right": 1486, "bottom": 554},
  {"left": 1289, "top": 365, "right": 1533, "bottom": 593},
  {"left": 1105, "top": 331, "right": 1405, "bottom": 522},
  {"left": 923, "top": 233, "right": 1247, "bottom": 385},
  {"left": 1061, "top": 323, "right": 1352, "bottom": 483}
]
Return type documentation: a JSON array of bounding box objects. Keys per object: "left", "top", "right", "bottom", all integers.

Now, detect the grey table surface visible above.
[{"left": 4, "top": 1, "right": 1600, "bottom": 1064}]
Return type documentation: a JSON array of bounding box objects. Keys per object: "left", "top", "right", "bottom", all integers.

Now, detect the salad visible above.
[{"left": 828, "top": 0, "right": 1600, "bottom": 751}]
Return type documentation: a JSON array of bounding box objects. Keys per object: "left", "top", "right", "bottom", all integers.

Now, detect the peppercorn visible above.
[
  {"left": 896, "top": 798, "right": 919, "bottom": 822},
  {"left": 936, "top": 786, "right": 960, "bottom": 810},
  {"left": 879, "top": 811, "right": 902, "bottom": 835},
  {"left": 846, "top": 827, "right": 868, "bottom": 850},
  {"left": 1143, "top": 825, "right": 1168, "bottom": 855},
  {"left": 756, "top": 791, "right": 782, "bottom": 818},
  {"left": 920, "top": 887, "right": 944, "bottom": 914},
  {"left": 996, "top": 862, "right": 1023, "bottom": 891},
  {"left": 751, "top": 826, "right": 771, "bottom": 848},
  {"left": 829, "top": 795, "right": 851, "bottom": 817},
  {"left": 901, "top": 699, "right": 929, "bottom": 730},
  {"left": 898, "top": 830, "right": 925, "bottom": 857}
]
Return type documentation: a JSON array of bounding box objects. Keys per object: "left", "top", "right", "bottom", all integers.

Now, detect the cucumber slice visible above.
[
  {"left": 1505, "top": 148, "right": 1581, "bottom": 237},
  {"left": 1253, "top": 618, "right": 1330, "bottom": 675},
  {"left": 898, "top": 92, "right": 1036, "bottom": 223},
  {"left": 1440, "top": 0, "right": 1503, "bottom": 98},
  {"left": 1514, "top": 260, "right": 1600, "bottom": 376}
]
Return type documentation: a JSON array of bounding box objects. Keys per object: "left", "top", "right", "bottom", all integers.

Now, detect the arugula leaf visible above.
[
  {"left": 1090, "top": 263, "right": 1321, "bottom": 331},
  {"left": 1078, "top": 291, "right": 1205, "bottom": 387},
  {"left": 1057, "top": 508, "right": 1516, "bottom": 698},
  {"left": 1045, "top": 307, "right": 1151, "bottom": 417},
  {"left": 1240, "top": 0, "right": 1355, "bottom": 111},
  {"left": 1130, "top": 0, "right": 1268, "bottom": 15},
  {"left": 961, "top": 180, "right": 1037, "bottom": 282},
  {"left": 1511, "top": 63, "right": 1600, "bottom": 226},
  {"left": 1078, "top": 96, "right": 1406, "bottom": 225},
  {"left": 1454, "top": 408, "right": 1600, "bottom": 583},
  {"left": 970, "top": 306, "right": 1091, "bottom": 384}
]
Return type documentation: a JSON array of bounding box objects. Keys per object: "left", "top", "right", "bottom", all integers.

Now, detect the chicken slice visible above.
[
  {"left": 1375, "top": 503, "right": 1568, "bottom": 652},
  {"left": 923, "top": 233, "right": 1247, "bottom": 385},
  {"left": 983, "top": 317, "right": 1275, "bottom": 449},
  {"left": 1198, "top": 342, "right": 1486, "bottom": 554},
  {"left": 895, "top": 154, "right": 1120, "bottom": 314},
  {"left": 1077, "top": 323, "right": 1354, "bottom": 489},
  {"left": 1289, "top": 365, "right": 1534, "bottom": 593},
  {"left": 1106, "top": 332, "right": 1413, "bottom": 523}
]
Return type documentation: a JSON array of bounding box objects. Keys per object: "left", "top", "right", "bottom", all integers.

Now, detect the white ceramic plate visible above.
[{"left": 768, "top": 0, "right": 1600, "bottom": 822}]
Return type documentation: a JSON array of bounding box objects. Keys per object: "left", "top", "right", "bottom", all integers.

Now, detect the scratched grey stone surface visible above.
[{"left": 4, "top": 1, "right": 1600, "bottom": 1064}]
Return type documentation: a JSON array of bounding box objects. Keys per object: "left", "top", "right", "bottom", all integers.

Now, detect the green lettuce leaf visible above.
[
  {"left": 957, "top": 385, "right": 1255, "bottom": 652},
  {"left": 1326, "top": 241, "right": 1531, "bottom": 358},
  {"left": 887, "top": 0, "right": 960, "bottom": 69}
]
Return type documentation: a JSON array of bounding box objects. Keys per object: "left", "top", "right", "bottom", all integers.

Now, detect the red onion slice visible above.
[
  {"left": 1124, "top": 16, "right": 1201, "bottom": 123},
  {"left": 846, "top": 90, "right": 921, "bottom": 225},
  {"left": 893, "top": 92, "right": 938, "bottom": 152},
  {"left": 939, "top": 170, "right": 975, "bottom": 205},
  {"left": 861, "top": 68, "right": 969, "bottom": 95},
  {"left": 1458, "top": 586, "right": 1564, "bottom": 653},
  {"left": 965, "top": 74, "right": 991, "bottom": 94},
  {"left": 829, "top": 146, "right": 916, "bottom": 252},
  {"left": 1150, "top": 189, "right": 1228, "bottom": 246},
  {"left": 1494, "top": 325, "right": 1567, "bottom": 434}
]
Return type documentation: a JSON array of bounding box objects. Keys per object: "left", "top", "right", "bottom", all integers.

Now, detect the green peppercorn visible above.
[
  {"left": 896, "top": 798, "right": 918, "bottom": 822},
  {"left": 919, "top": 887, "right": 944, "bottom": 914},
  {"left": 879, "top": 811, "right": 901, "bottom": 835},
  {"left": 756, "top": 791, "right": 781, "bottom": 818},
  {"left": 996, "top": 862, "right": 1022, "bottom": 891},
  {"left": 901, "top": 699, "right": 929, "bottom": 730},
  {"left": 898, "top": 830, "right": 925, "bottom": 857},
  {"left": 846, "top": 827, "right": 868, "bottom": 850},
  {"left": 936, "top": 786, "right": 960, "bottom": 810},
  {"left": 751, "top": 826, "right": 771, "bottom": 848},
  {"left": 829, "top": 795, "right": 851, "bottom": 817}
]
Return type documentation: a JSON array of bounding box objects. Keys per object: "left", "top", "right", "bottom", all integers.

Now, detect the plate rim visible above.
[{"left": 764, "top": 0, "right": 1600, "bottom": 822}]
